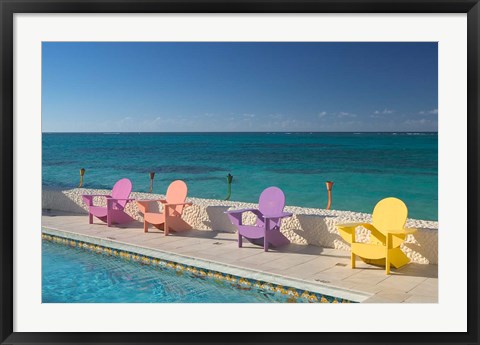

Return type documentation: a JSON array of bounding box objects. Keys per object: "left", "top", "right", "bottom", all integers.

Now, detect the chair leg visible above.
[
  {"left": 107, "top": 212, "right": 112, "bottom": 227},
  {"left": 144, "top": 220, "right": 149, "bottom": 233},
  {"left": 164, "top": 207, "right": 170, "bottom": 236},
  {"left": 264, "top": 219, "right": 269, "bottom": 252},
  {"left": 385, "top": 234, "right": 391, "bottom": 275},
  {"left": 238, "top": 233, "right": 242, "bottom": 248},
  {"left": 350, "top": 231, "right": 355, "bottom": 268},
  {"left": 88, "top": 213, "right": 93, "bottom": 224},
  {"left": 386, "top": 254, "right": 391, "bottom": 275}
]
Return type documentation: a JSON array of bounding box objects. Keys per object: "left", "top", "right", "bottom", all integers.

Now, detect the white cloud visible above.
[
  {"left": 403, "top": 118, "right": 438, "bottom": 131},
  {"left": 268, "top": 113, "right": 283, "bottom": 119},
  {"left": 374, "top": 109, "right": 394, "bottom": 115},
  {"left": 405, "top": 118, "right": 427, "bottom": 125},
  {"left": 419, "top": 109, "right": 438, "bottom": 115},
  {"left": 337, "top": 111, "right": 357, "bottom": 118},
  {"left": 317, "top": 111, "right": 357, "bottom": 120},
  {"left": 119, "top": 116, "right": 132, "bottom": 123},
  {"left": 115, "top": 116, "right": 134, "bottom": 129}
]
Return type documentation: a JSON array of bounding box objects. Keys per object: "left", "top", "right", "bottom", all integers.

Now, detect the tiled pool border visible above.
[{"left": 41, "top": 227, "right": 371, "bottom": 303}]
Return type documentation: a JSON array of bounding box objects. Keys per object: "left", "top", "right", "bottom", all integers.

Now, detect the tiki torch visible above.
[
  {"left": 149, "top": 172, "right": 155, "bottom": 193},
  {"left": 79, "top": 168, "right": 85, "bottom": 188},
  {"left": 325, "top": 181, "right": 334, "bottom": 210},
  {"left": 225, "top": 173, "right": 233, "bottom": 200}
]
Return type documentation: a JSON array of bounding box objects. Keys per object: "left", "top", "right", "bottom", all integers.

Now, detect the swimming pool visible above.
[{"left": 42, "top": 236, "right": 352, "bottom": 303}]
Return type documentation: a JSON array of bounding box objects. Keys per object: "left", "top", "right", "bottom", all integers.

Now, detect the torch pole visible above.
[
  {"left": 325, "top": 181, "right": 334, "bottom": 210},
  {"left": 79, "top": 168, "right": 85, "bottom": 188},
  {"left": 149, "top": 172, "right": 155, "bottom": 193},
  {"left": 225, "top": 174, "right": 233, "bottom": 200}
]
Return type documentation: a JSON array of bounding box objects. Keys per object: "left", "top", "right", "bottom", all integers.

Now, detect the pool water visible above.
[{"left": 42, "top": 240, "right": 339, "bottom": 303}]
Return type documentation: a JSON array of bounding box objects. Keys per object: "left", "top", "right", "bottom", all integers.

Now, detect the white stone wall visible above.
[{"left": 42, "top": 188, "right": 438, "bottom": 264}]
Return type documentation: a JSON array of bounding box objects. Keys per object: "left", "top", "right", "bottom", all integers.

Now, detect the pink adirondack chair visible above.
[
  {"left": 82, "top": 178, "right": 135, "bottom": 227},
  {"left": 136, "top": 180, "right": 192, "bottom": 235},
  {"left": 225, "top": 186, "right": 293, "bottom": 251}
]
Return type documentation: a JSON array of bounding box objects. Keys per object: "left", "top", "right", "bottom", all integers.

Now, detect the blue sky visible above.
[{"left": 42, "top": 42, "right": 438, "bottom": 132}]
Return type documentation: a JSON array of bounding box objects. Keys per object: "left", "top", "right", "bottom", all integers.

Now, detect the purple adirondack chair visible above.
[
  {"left": 82, "top": 178, "right": 135, "bottom": 227},
  {"left": 225, "top": 186, "right": 293, "bottom": 251}
]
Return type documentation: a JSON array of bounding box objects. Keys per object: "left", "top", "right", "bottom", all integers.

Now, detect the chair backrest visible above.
[
  {"left": 111, "top": 178, "right": 133, "bottom": 209},
  {"left": 165, "top": 180, "right": 188, "bottom": 216},
  {"left": 371, "top": 197, "right": 408, "bottom": 234},
  {"left": 256, "top": 186, "right": 286, "bottom": 228}
]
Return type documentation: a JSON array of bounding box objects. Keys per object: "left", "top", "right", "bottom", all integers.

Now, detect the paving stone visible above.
[{"left": 42, "top": 211, "right": 438, "bottom": 303}]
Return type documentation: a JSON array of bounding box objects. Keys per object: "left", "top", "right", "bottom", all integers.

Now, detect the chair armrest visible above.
[
  {"left": 262, "top": 212, "right": 293, "bottom": 219},
  {"left": 225, "top": 208, "right": 261, "bottom": 216},
  {"left": 386, "top": 228, "right": 417, "bottom": 235},
  {"left": 336, "top": 222, "right": 377, "bottom": 243},
  {"left": 224, "top": 208, "right": 262, "bottom": 226},
  {"left": 164, "top": 202, "right": 192, "bottom": 207},
  {"left": 404, "top": 227, "right": 417, "bottom": 234},
  {"left": 82, "top": 194, "right": 112, "bottom": 198},
  {"left": 136, "top": 200, "right": 157, "bottom": 213},
  {"left": 336, "top": 222, "right": 377, "bottom": 231},
  {"left": 82, "top": 194, "right": 111, "bottom": 206},
  {"left": 137, "top": 199, "right": 162, "bottom": 203},
  {"left": 336, "top": 222, "right": 367, "bottom": 229},
  {"left": 107, "top": 198, "right": 135, "bottom": 209}
]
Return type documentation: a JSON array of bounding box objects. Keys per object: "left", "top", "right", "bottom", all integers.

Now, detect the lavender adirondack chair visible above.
[
  {"left": 82, "top": 178, "right": 135, "bottom": 227},
  {"left": 225, "top": 186, "right": 293, "bottom": 251}
]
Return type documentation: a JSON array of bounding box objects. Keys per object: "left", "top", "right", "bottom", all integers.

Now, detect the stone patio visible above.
[{"left": 42, "top": 210, "right": 438, "bottom": 303}]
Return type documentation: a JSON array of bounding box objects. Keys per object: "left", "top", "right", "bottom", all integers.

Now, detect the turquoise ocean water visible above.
[{"left": 42, "top": 132, "right": 438, "bottom": 220}]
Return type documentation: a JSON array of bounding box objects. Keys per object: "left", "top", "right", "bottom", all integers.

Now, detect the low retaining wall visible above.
[{"left": 42, "top": 188, "right": 438, "bottom": 264}]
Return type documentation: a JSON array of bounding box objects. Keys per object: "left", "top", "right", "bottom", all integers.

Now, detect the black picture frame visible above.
[{"left": 1, "top": 1, "right": 478, "bottom": 344}]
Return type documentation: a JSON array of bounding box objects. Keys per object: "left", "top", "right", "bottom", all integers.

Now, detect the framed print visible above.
[{"left": 0, "top": 0, "right": 479, "bottom": 344}]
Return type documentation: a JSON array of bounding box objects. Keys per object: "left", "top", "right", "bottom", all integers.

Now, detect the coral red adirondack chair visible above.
[
  {"left": 82, "top": 178, "right": 134, "bottom": 227},
  {"left": 136, "top": 180, "right": 192, "bottom": 235},
  {"left": 225, "top": 186, "right": 293, "bottom": 251}
]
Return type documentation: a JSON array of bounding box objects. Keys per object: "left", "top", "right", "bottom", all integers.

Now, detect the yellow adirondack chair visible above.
[{"left": 336, "top": 197, "right": 416, "bottom": 274}]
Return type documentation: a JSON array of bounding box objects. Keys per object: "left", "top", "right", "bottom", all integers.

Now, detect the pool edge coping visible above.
[{"left": 41, "top": 226, "right": 372, "bottom": 303}]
